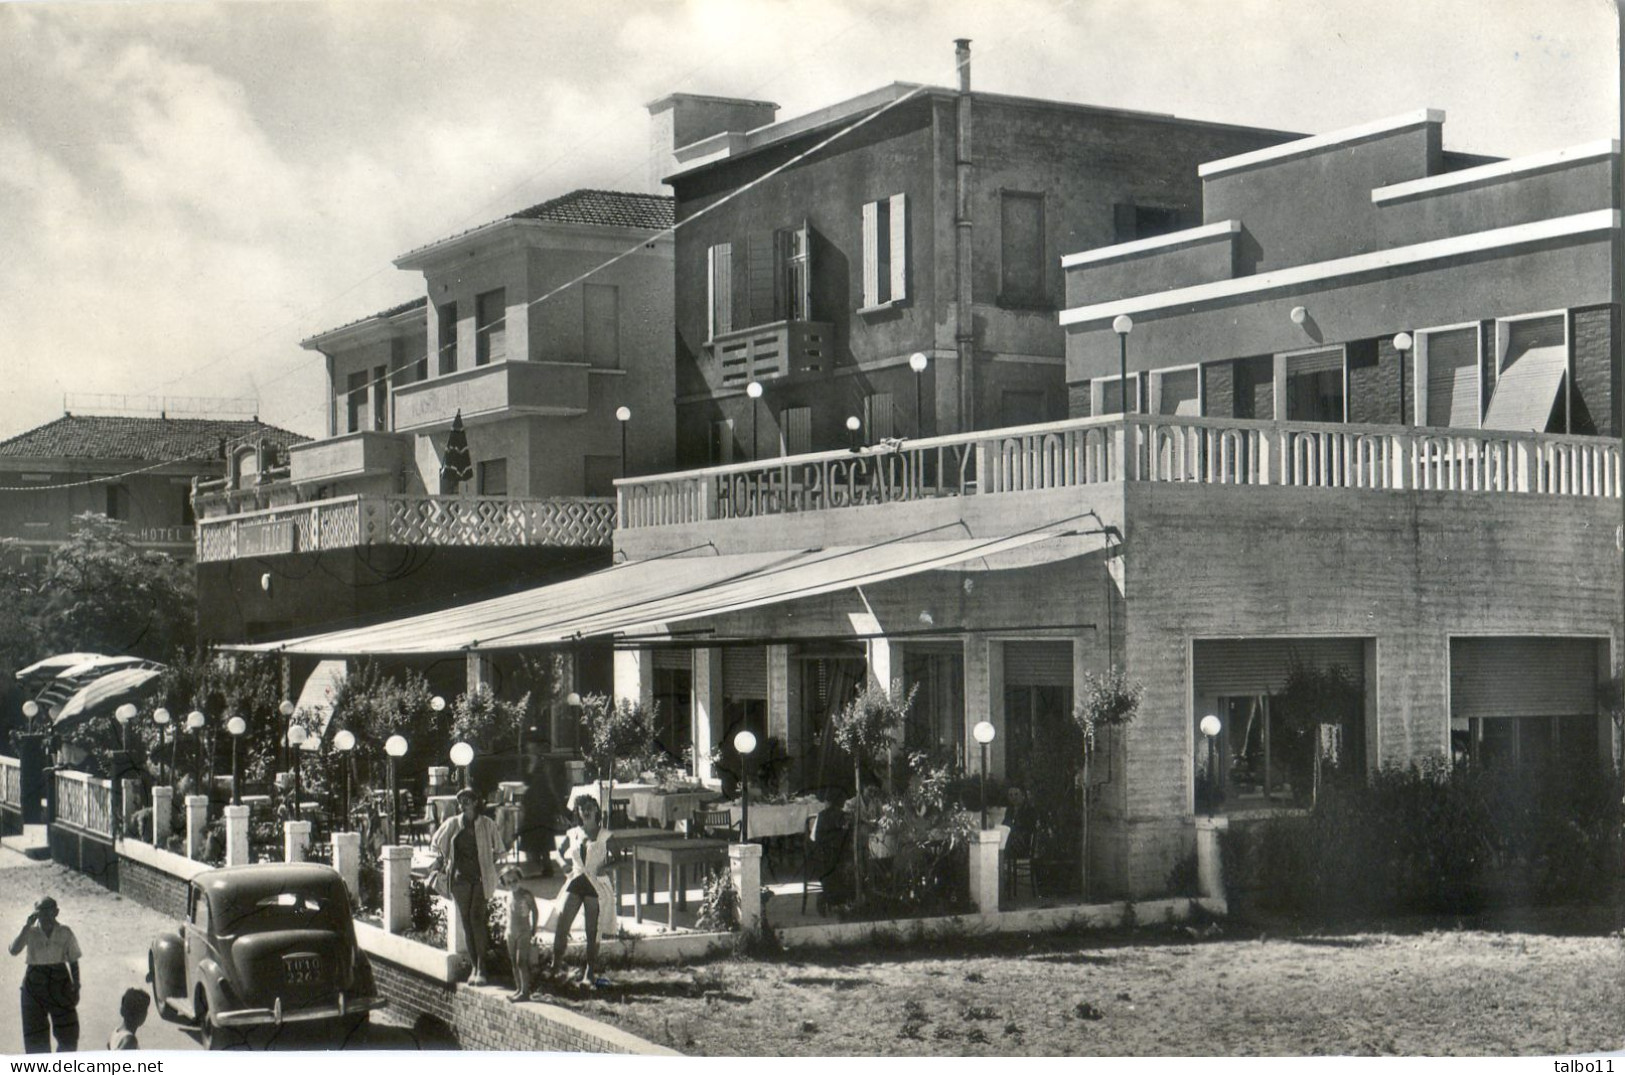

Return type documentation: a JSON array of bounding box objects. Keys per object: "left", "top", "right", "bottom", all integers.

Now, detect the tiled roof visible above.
[
  {"left": 0, "top": 416, "right": 308, "bottom": 463},
  {"left": 399, "top": 189, "right": 674, "bottom": 260},
  {"left": 305, "top": 295, "right": 427, "bottom": 345}
]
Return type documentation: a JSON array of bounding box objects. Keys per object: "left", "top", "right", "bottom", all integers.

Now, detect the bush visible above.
[{"left": 695, "top": 867, "right": 742, "bottom": 933}]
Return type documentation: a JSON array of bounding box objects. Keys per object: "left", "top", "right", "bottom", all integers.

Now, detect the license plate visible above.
[{"left": 283, "top": 955, "right": 321, "bottom": 985}]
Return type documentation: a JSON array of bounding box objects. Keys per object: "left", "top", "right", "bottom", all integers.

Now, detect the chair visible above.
[
  {"left": 400, "top": 792, "right": 435, "bottom": 846},
  {"left": 692, "top": 806, "right": 738, "bottom": 840},
  {"left": 609, "top": 798, "right": 631, "bottom": 830},
  {"left": 1003, "top": 825, "right": 1039, "bottom": 901}
]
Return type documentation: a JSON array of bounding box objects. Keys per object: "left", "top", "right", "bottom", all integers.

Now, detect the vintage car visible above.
[{"left": 148, "top": 862, "right": 384, "bottom": 1049}]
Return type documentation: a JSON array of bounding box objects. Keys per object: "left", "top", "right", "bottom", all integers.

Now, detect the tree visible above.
[
  {"left": 576, "top": 694, "right": 654, "bottom": 811},
  {"left": 33, "top": 514, "right": 195, "bottom": 662},
  {"left": 831, "top": 680, "right": 915, "bottom": 905},
  {"left": 1074, "top": 667, "right": 1142, "bottom": 898}
]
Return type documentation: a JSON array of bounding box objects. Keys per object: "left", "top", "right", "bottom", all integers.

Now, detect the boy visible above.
[
  {"left": 502, "top": 868, "right": 539, "bottom": 1002},
  {"left": 108, "top": 989, "right": 149, "bottom": 1050}
]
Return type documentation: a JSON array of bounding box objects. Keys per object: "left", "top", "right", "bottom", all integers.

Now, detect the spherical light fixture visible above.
[
  {"left": 1290, "top": 306, "right": 1308, "bottom": 326},
  {"left": 152, "top": 707, "right": 170, "bottom": 726},
  {"left": 333, "top": 729, "right": 356, "bottom": 752},
  {"left": 615, "top": 406, "right": 632, "bottom": 422},
  {"left": 115, "top": 703, "right": 137, "bottom": 725},
  {"left": 845, "top": 416, "right": 861, "bottom": 432},
  {"left": 971, "top": 720, "right": 996, "bottom": 745},
  {"left": 565, "top": 692, "right": 582, "bottom": 707},
  {"left": 384, "top": 735, "right": 408, "bottom": 758},
  {"left": 1112, "top": 314, "right": 1134, "bottom": 336},
  {"left": 1392, "top": 332, "right": 1413, "bottom": 352},
  {"left": 909, "top": 352, "right": 929, "bottom": 373},
  {"left": 449, "top": 742, "right": 475, "bottom": 768},
  {"left": 278, "top": 700, "right": 294, "bottom": 719},
  {"left": 226, "top": 716, "right": 247, "bottom": 737},
  {"left": 430, "top": 696, "right": 446, "bottom": 712},
  {"left": 1199, "top": 714, "right": 1222, "bottom": 739},
  {"left": 733, "top": 730, "right": 758, "bottom": 756},
  {"left": 745, "top": 380, "right": 763, "bottom": 399},
  {"left": 185, "top": 710, "right": 205, "bottom": 731},
  {"left": 287, "top": 724, "right": 308, "bottom": 747},
  {"left": 21, "top": 700, "right": 39, "bottom": 720}
]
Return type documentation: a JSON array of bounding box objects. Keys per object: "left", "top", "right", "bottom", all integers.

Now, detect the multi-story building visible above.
[{"left": 0, "top": 408, "right": 303, "bottom": 568}]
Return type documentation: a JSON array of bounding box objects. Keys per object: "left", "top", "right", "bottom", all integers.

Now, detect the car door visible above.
[{"left": 183, "top": 883, "right": 209, "bottom": 998}]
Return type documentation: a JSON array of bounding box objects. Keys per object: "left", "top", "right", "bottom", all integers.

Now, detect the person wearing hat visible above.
[
  {"left": 431, "top": 788, "right": 503, "bottom": 986},
  {"left": 9, "top": 897, "right": 82, "bottom": 1052}
]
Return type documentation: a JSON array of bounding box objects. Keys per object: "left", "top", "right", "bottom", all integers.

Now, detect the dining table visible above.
[
  {"left": 630, "top": 837, "right": 731, "bottom": 929},
  {"left": 566, "top": 781, "right": 656, "bottom": 812},
  {"left": 627, "top": 787, "right": 722, "bottom": 828},
  {"left": 727, "top": 798, "right": 822, "bottom": 840}
]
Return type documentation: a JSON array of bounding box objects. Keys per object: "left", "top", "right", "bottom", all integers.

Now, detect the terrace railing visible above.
[
  {"left": 53, "top": 770, "right": 114, "bottom": 839},
  {"left": 197, "top": 494, "right": 616, "bottom": 562},
  {"left": 1, "top": 755, "right": 20, "bottom": 810},
  {"left": 618, "top": 414, "right": 1621, "bottom": 528}
]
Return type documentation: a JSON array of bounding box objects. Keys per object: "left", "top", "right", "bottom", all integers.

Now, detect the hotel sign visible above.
[{"left": 238, "top": 520, "right": 297, "bottom": 557}]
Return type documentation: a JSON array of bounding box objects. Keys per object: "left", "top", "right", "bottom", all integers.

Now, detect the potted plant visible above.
[
  {"left": 1073, "top": 667, "right": 1143, "bottom": 898},
  {"left": 576, "top": 694, "right": 656, "bottom": 812},
  {"left": 831, "top": 680, "right": 915, "bottom": 905}
]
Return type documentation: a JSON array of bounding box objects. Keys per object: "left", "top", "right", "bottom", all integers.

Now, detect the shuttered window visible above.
[
  {"left": 707, "top": 243, "right": 733, "bottom": 339},
  {"left": 1422, "top": 327, "right": 1479, "bottom": 428},
  {"left": 651, "top": 649, "right": 691, "bottom": 673},
  {"left": 865, "top": 393, "right": 895, "bottom": 440},
  {"left": 1157, "top": 368, "right": 1201, "bottom": 417},
  {"left": 861, "top": 193, "right": 908, "bottom": 308},
  {"left": 475, "top": 287, "right": 506, "bottom": 366},
  {"left": 1094, "top": 376, "right": 1141, "bottom": 416},
  {"left": 1003, "top": 641, "right": 1073, "bottom": 687},
  {"left": 1284, "top": 348, "right": 1346, "bottom": 423},
  {"left": 584, "top": 284, "right": 619, "bottom": 369},
  {"left": 722, "top": 647, "right": 768, "bottom": 699},
  {"left": 1450, "top": 637, "right": 1599, "bottom": 719},
  {"left": 781, "top": 406, "right": 812, "bottom": 455},
  {"left": 1483, "top": 313, "right": 1568, "bottom": 433},
  {"left": 1192, "top": 638, "right": 1366, "bottom": 698}
]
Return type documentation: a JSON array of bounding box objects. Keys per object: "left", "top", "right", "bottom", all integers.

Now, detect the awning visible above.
[
  {"left": 15, "top": 653, "right": 109, "bottom": 680},
  {"left": 54, "top": 667, "right": 164, "bottom": 728},
  {"left": 223, "top": 529, "right": 1081, "bottom": 658},
  {"left": 1482, "top": 344, "right": 1566, "bottom": 432},
  {"left": 56, "top": 655, "right": 145, "bottom": 680}
]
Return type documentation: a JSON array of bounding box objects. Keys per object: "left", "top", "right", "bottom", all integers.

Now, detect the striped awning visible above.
[
  {"left": 222, "top": 530, "right": 1080, "bottom": 658},
  {"left": 54, "top": 667, "right": 165, "bottom": 728}
]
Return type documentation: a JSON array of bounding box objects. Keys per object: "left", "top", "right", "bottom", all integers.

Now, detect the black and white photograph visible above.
[{"left": 0, "top": 0, "right": 1620, "bottom": 1060}]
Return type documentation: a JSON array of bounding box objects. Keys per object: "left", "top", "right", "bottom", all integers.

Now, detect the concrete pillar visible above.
[
  {"left": 332, "top": 831, "right": 362, "bottom": 903},
  {"left": 284, "top": 819, "right": 312, "bottom": 862},
  {"left": 968, "top": 828, "right": 1001, "bottom": 915},
  {"left": 613, "top": 648, "right": 654, "bottom": 710},
  {"left": 467, "top": 651, "right": 492, "bottom": 694},
  {"left": 382, "top": 845, "right": 413, "bottom": 934},
  {"left": 443, "top": 895, "right": 467, "bottom": 958},
  {"left": 692, "top": 648, "right": 721, "bottom": 781},
  {"left": 729, "top": 842, "right": 763, "bottom": 934},
  {"left": 223, "top": 804, "right": 251, "bottom": 867},
  {"left": 427, "top": 766, "right": 450, "bottom": 800},
  {"left": 152, "top": 786, "right": 174, "bottom": 846},
  {"left": 766, "top": 645, "right": 790, "bottom": 745},
  {"left": 1195, "top": 816, "right": 1228, "bottom": 902},
  {"left": 185, "top": 794, "right": 209, "bottom": 860}
]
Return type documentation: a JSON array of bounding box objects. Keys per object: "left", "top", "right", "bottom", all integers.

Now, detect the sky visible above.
[{"left": 0, "top": 0, "right": 1617, "bottom": 442}]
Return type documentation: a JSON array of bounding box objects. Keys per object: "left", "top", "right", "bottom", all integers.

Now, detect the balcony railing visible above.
[
  {"left": 617, "top": 414, "right": 1622, "bottom": 528},
  {"left": 196, "top": 494, "right": 616, "bottom": 562},
  {"left": 1, "top": 755, "right": 20, "bottom": 810},
  {"left": 53, "top": 770, "right": 113, "bottom": 839},
  {"left": 712, "top": 320, "right": 834, "bottom": 387},
  {"left": 391, "top": 360, "right": 589, "bottom": 431}
]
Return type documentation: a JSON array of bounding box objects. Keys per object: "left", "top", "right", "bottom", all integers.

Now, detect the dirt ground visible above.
[{"left": 544, "top": 913, "right": 1625, "bottom": 1056}]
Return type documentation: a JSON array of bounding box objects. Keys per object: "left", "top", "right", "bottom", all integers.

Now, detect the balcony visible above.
[
  {"left": 616, "top": 414, "right": 1621, "bottom": 529},
  {"left": 196, "top": 494, "right": 615, "bottom": 563},
  {"left": 711, "top": 320, "right": 835, "bottom": 387},
  {"left": 289, "top": 430, "right": 410, "bottom": 485},
  {"left": 392, "top": 360, "right": 589, "bottom": 431}
]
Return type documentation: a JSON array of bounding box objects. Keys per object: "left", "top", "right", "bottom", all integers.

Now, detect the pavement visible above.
[{"left": 0, "top": 847, "right": 438, "bottom": 1052}]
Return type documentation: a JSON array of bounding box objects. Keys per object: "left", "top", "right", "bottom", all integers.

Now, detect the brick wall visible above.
[
  {"left": 1346, "top": 337, "right": 1405, "bottom": 425},
  {"left": 1069, "top": 381, "right": 1092, "bottom": 418},
  {"left": 118, "top": 856, "right": 189, "bottom": 920},
  {"left": 1570, "top": 304, "right": 1617, "bottom": 437},
  {"left": 49, "top": 826, "right": 117, "bottom": 888},
  {"left": 1202, "top": 361, "right": 1234, "bottom": 419}
]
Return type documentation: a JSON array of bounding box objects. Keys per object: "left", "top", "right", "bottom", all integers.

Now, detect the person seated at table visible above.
[
  {"left": 808, "top": 791, "right": 852, "bottom": 912},
  {"left": 1004, "top": 785, "right": 1038, "bottom": 859},
  {"left": 546, "top": 797, "right": 617, "bottom": 989}
]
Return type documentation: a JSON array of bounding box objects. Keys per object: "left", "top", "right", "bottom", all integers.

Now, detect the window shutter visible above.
[
  {"left": 861, "top": 201, "right": 880, "bottom": 308},
  {"left": 794, "top": 222, "right": 811, "bottom": 321},
  {"left": 1450, "top": 637, "right": 1598, "bottom": 719},
  {"left": 746, "top": 232, "right": 775, "bottom": 328},
  {"left": 1003, "top": 641, "right": 1073, "bottom": 687},
  {"left": 1424, "top": 328, "right": 1478, "bottom": 427},
  {"left": 888, "top": 193, "right": 907, "bottom": 303},
  {"left": 783, "top": 406, "right": 812, "bottom": 455},
  {"left": 1287, "top": 349, "right": 1344, "bottom": 376},
  {"left": 1191, "top": 638, "right": 1366, "bottom": 697},
  {"left": 866, "top": 393, "right": 895, "bottom": 440},
  {"left": 722, "top": 647, "right": 768, "bottom": 699},
  {"left": 708, "top": 244, "right": 733, "bottom": 337},
  {"left": 651, "top": 649, "right": 691, "bottom": 673}
]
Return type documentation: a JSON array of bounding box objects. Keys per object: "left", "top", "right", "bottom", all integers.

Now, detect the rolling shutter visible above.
[
  {"left": 746, "top": 233, "right": 775, "bottom": 328},
  {"left": 1003, "top": 641, "right": 1073, "bottom": 687},
  {"left": 1192, "top": 638, "right": 1366, "bottom": 697},
  {"left": 1287, "top": 349, "right": 1344, "bottom": 376},
  {"left": 1424, "top": 327, "right": 1479, "bottom": 428},
  {"left": 651, "top": 649, "right": 691, "bottom": 673},
  {"left": 782, "top": 406, "right": 812, "bottom": 455},
  {"left": 1483, "top": 315, "right": 1568, "bottom": 433},
  {"left": 1450, "top": 637, "right": 1599, "bottom": 719},
  {"left": 707, "top": 244, "right": 733, "bottom": 337},
  {"left": 722, "top": 647, "right": 767, "bottom": 699}
]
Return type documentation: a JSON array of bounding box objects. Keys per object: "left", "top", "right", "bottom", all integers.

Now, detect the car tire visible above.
[
  {"left": 197, "top": 993, "right": 227, "bottom": 1051},
  {"left": 337, "top": 1014, "right": 370, "bottom": 1049},
  {"left": 148, "top": 955, "right": 174, "bottom": 1022}
]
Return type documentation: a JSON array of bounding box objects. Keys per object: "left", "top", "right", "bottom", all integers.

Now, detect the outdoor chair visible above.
[
  {"left": 1003, "top": 826, "right": 1039, "bottom": 901},
  {"left": 400, "top": 792, "right": 435, "bottom": 846},
  {"left": 609, "top": 798, "right": 631, "bottom": 830},
  {"left": 692, "top": 806, "right": 738, "bottom": 841}
]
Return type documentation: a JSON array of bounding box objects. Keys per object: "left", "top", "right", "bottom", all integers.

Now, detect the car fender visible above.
[
  {"left": 149, "top": 931, "right": 186, "bottom": 1003},
  {"left": 194, "top": 959, "right": 238, "bottom": 1016}
]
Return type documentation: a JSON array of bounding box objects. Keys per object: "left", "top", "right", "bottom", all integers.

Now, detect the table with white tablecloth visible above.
[
  {"left": 566, "top": 781, "right": 656, "bottom": 813},
  {"left": 727, "top": 798, "right": 822, "bottom": 840},
  {"left": 627, "top": 788, "right": 722, "bottom": 828}
]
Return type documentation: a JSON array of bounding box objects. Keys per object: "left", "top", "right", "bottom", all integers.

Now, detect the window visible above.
[
  {"left": 475, "top": 288, "right": 506, "bottom": 366},
  {"left": 707, "top": 244, "right": 733, "bottom": 339},
  {"left": 861, "top": 194, "right": 908, "bottom": 308},
  {"left": 1113, "top": 203, "right": 1189, "bottom": 243},
  {"left": 710, "top": 418, "right": 736, "bottom": 465},
  {"left": 1484, "top": 312, "right": 1569, "bottom": 433},
  {"left": 104, "top": 483, "right": 129, "bottom": 521},
  {"left": 477, "top": 459, "right": 507, "bottom": 497},
  {"left": 584, "top": 455, "right": 620, "bottom": 496},
  {"left": 393, "top": 337, "right": 426, "bottom": 387},
  {"left": 1282, "top": 348, "right": 1346, "bottom": 423},
  {"left": 1000, "top": 390, "right": 1047, "bottom": 427},
  {"left": 780, "top": 406, "right": 812, "bottom": 456},
  {"left": 779, "top": 224, "right": 811, "bottom": 322},
  {"left": 437, "top": 301, "right": 458, "bottom": 374},
  {"left": 864, "top": 393, "right": 895, "bottom": 440},
  {"left": 1416, "top": 325, "right": 1480, "bottom": 428},
  {"left": 1090, "top": 376, "right": 1141, "bottom": 417},
  {"left": 999, "top": 191, "right": 1047, "bottom": 307},
  {"left": 19, "top": 475, "right": 50, "bottom": 526},
  {"left": 371, "top": 365, "right": 388, "bottom": 430},
  {"left": 584, "top": 284, "right": 620, "bottom": 369},
  {"left": 179, "top": 485, "right": 195, "bottom": 527},
  {"left": 1154, "top": 367, "right": 1202, "bottom": 417},
  {"left": 345, "top": 371, "right": 368, "bottom": 433}
]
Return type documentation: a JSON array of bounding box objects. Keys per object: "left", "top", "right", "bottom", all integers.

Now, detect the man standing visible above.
[{"left": 9, "top": 897, "right": 82, "bottom": 1052}]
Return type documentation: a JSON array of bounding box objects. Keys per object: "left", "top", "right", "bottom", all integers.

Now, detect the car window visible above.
[
  {"left": 216, "top": 891, "right": 345, "bottom": 935},
  {"left": 190, "top": 887, "right": 210, "bottom": 932}
]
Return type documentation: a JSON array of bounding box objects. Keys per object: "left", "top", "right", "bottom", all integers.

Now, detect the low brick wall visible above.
[{"left": 49, "top": 824, "right": 118, "bottom": 888}]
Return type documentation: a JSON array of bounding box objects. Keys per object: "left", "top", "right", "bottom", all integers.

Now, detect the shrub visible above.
[{"left": 695, "top": 867, "right": 742, "bottom": 933}]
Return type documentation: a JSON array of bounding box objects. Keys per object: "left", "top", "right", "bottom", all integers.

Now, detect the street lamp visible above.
[
  {"left": 733, "top": 729, "right": 757, "bottom": 843},
  {"left": 845, "top": 414, "right": 862, "bottom": 452},
  {"left": 1111, "top": 314, "right": 1134, "bottom": 416},
  {"left": 287, "top": 724, "right": 308, "bottom": 821},
  {"left": 114, "top": 703, "right": 136, "bottom": 753},
  {"left": 972, "top": 721, "right": 996, "bottom": 830},
  {"left": 1393, "top": 332, "right": 1414, "bottom": 427},
  {"left": 1199, "top": 714, "right": 1223, "bottom": 819},
  {"left": 278, "top": 700, "right": 295, "bottom": 772},
  {"left": 185, "top": 711, "right": 205, "bottom": 790},
  {"left": 746, "top": 380, "right": 763, "bottom": 459},
  {"left": 615, "top": 405, "right": 632, "bottom": 478},
  {"left": 226, "top": 717, "right": 246, "bottom": 806},
  {"left": 153, "top": 707, "right": 170, "bottom": 785},
  {"left": 333, "top": 730, "right": 356, "bottom": 829},
  {"left": 384, "top": 734, "right": 408, "bottom": 843},
  {"left": 909, "top": 352, "right": 929, "bottom": 438},
  {"left": 450, "top": 742, "right": 474, "bottom": 789}
]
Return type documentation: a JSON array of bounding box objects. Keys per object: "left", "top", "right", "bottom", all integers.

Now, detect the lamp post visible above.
[
  {"left": 909, "top": 352, "right": 929, "bottom": 438},
  {"left": 384, "top": 735, "right": 408, "bottom": 844},
  {"left": 733, "top": 729, "right": 757, "bottom": 842},
  {"left": 1112, "top": 315, "right": 1134, "bottom": 480},
  {"left": 1199, "top": 714, "right": 1222, "bottom": 819},
  {"left": 185, "top": 711, "right": 205, "bottom": 789},
  {"left": 21, "top": 700, "right": 38, "bottom": 730},
  {"left": 114, "top": 703, "right": 136, "bottom": 754},
  {"left": 226, "top": 717, "right": 246, "bottom": 806},
  {"left": 287, "top": 724, "right": 308, "bottom": 821},
  {"left": 1393, "top": 332, "right": 1413, "bottom": 427},
  {"left": 615, "top": 405, "right": 632, "bottom": 478},
  {"left": 971, "top": 721, "right": 996, "bottom": 830},
  {"left": 845, "top": 414, "right": 861, "bottom": 452},
  {"left": 746, "top": 381, "right": 763, "bottom": 459},
  {"left": 450, "top": 742, "right": 474, "bottom": 790},
  {"left": 278, "top": 700, "right": 295, "bottom": 772},
  {"left": 333, "top": 730, "right": 356, "bottom": 828},
  {"left": 152, "top": 707, "right": 170, "bottom": 785}
]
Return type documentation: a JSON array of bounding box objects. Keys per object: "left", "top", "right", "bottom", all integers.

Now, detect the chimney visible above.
[
  {"left": 645, "top": 93, "right": 779, "bottom": 194},
  {"left": 954, "top": 39, "right": 975, "bottom": 432},
  {"left": 955, "top": 37, "right": 972, "bottom": 93}
]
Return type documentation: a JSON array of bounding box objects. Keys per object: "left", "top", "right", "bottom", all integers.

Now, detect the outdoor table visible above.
[
  {"left": 628, "top": 787, "right": 721, "bottom": 828},
  {"left": 497, "top": 780, "right": 527, "bottom": 804},
  {"left": 566, "top": 781, "right": 655, "bottom": 812},
  {"left": 240, "top": 794, "right": 272, "bottom": 810},
  {"left": 631, "top": 837, "right": 730, "bottom": 928},
  {"left": 605, "top": 829, "right": 683, "bottom": 908},
  {"left": 429, "top": 794, "right": 459, "bottom": 823},
  {"left": 727, "top": 798, "right": 821, "bottom": 840},
  {"left": 495, "top": 802, "right": 521, "bottom": 851}
]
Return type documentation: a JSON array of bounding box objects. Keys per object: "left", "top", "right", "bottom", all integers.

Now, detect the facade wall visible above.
[{"left": 0, "top": 466, "right": 202, "bottom": 552}]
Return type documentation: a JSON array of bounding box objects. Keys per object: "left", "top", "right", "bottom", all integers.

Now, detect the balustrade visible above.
[
  {"left": 0, "top": 755, "right": 20, "bottom": 809},
  {"left": 53, "top": 770, "right": 114, "bottom": 838}
]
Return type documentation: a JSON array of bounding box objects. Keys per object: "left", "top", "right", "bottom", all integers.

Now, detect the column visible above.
[
  {"left": 467, "top": 651, "right": 492, "bottom": 695},
  {"left": 967, "top": 828, "right": 1001, "bottom": 915},
  {"left": 613, "top": 648, "right": 654, "bottom": 710},
  {"left": 184, "top": 795, "right": 209, "bottom": 860},
  {"left": 729, "top": 842, "right": 763, "bottom": 934},
  {"left": 223, "top": 804, "right": 250, "bottom": 867},
  {"left": 151, "top": 786, "right": 173, "bottom": 847},
  {"left": 692, "top": 648, "right": 721, "bottom": 781},
  {"left": 1195, "top": 816, "right": 1228, "bottom": 903},
  {"left": 767, "top": 645, "right": 791, "bottom": 744},
  {"left": 332, "top": 831, "right": 362, "bottom": 904},
  {"left": 382, "top": 845, "right": 413, "bottom": 934},
  {"left": 284, "top": 819, "right": 312, "bottom": 862}
]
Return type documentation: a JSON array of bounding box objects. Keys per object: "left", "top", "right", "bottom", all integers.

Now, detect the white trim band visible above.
[
  {"left": 1198, "top": 108, "right": 1444, "bottom": 179},
  {"left": 1060, "top": 220, "right": 1241, "bottom": 269},
  {"left": 1372, "top": 139, "right": 1620, "bottom": 204},
  {"left": 1059, "top": 209, "right": 1619, "bottom": 327}
]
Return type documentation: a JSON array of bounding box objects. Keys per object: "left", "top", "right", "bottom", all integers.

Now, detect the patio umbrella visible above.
[
  {"left": 293, "top": 659, "right": 347, "bottom": 750},
  {"left": 15, "top": 653, "right": 109, "bottom": 680},
  {"left": 440, "top": 409, "right": 474, "bottom": 492},
  {"left": 55, "top": 655, "right": 146, "bottom": 680},
  {"left": 53, "top": 667, "right": 164, "bottom": 730}
]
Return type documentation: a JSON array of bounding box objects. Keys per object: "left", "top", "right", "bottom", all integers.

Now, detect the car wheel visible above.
[
  {"left": 148, "top": 955, "right": 170, "bottom": 1020},
  {"left": 196, "top": 993, "right": 226, "bottom": 1051},
  {"left": 337, "top": 1014, "right": 370, "bottom": 1049}
]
